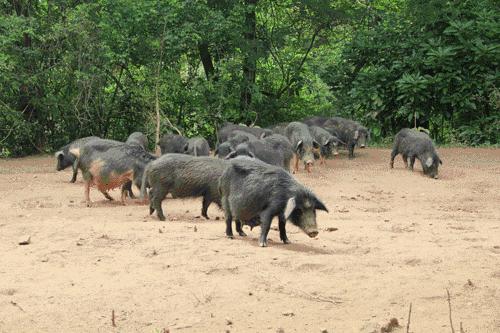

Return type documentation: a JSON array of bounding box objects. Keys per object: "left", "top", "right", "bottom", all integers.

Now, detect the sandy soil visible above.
[{"left": 0, "top": 148, "right": 499, "bottom": 333}]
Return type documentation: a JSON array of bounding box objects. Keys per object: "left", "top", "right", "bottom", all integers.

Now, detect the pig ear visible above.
[
  {"left": 259, "top": 133, "right": 266, "bottom": 139},
  {"left": 295, "top": 140, "right": 303, "bottom": 152},
  {"left": 323, "top": 138, "right": 330, "bottom": 146},
  {"left": 425, "top": 156, "right": 433, "bottom": 168},
  {"left": 312, "top": 140, "right": 320, "bottom": 149},
  {"left": 54, "top": 151, "right": 63, "bottom": 159},
  {"left": 354, "top": 130, "right": 359, "bottom": 140},
  {"left": 313, "top": 197, "right": 328, "bottom": 212},
  {"left": 284, "top": 197, "right": 296, "bottom": 220},
  {"left": 248, "top": 151, "right": 255, "bottom": 158},
  {"left": 224, "top": 151, "right": 237, "bottom": 160},
  {"left": 183, "top": 143, "right": 189, "bottom": 152}
]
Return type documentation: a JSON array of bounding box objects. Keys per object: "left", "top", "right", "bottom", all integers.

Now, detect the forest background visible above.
[{"left": 1, "top": 0, "right": 498, "bottom": 156}]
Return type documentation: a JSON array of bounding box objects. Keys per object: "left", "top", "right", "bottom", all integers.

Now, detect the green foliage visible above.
[
  {"left": 0, "top": 0, "right": 498, "bottom": 156},
  {"left": 322, "top": 0, "right": 500, "bottom": 144}
]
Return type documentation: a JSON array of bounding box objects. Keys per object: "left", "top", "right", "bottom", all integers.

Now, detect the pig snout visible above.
[
  {"left": 360, "top": 144, "right": 366, "bottom": 148},
  {"left": 301, "top": 211, "right": 319, "bottom": 237},
  {"left": 305, "top": 161, "right": 313, "bottom": 173},
  {"left": 433, "top": 175, "right": 439, "bottom": 179},
  {"left": 307, "top": 230, "right": 319, "bottom": 238}
]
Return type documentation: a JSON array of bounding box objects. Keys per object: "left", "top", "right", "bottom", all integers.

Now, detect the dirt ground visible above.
[{"left": 0, "top": 148, "right": 499, "bottom": 333}]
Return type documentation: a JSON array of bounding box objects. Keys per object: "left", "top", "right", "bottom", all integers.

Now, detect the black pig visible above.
[
  {"left": 141, "top": 154, "right": 229, "bottom": 221},
  {"left": 390, "top": 128, "right": 442, "bottom": 179},
  {"left": 219, "top": 158, "right": 328, "bottom": 247}
]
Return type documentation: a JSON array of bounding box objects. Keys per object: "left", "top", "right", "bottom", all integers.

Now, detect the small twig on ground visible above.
[
  {"left": 172, "top": 318, "right": 202, "bottom": 330},
  {"left": 10, "top": 300, "right": 25, "bottom": 312},
  {"left": 294, "top": 289, "right": 343, "bottom": 304},
  {"left": 406, "top": 302, "right": 412, "bottom": 333},
  {"left": 112, "top": 309, "right": 116, "bottom": 327},
  {"left": 446, "top": 289, "right": 456, "bottom": 333},
  {"left": 190, "top": 291, "right": 202, "bottom": 306}
]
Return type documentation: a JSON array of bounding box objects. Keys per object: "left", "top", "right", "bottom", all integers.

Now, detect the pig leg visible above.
[
  {"left": 102, "top": 191, "right": 114, "bottom": 201},
  {"left": 390, "top": 149, "right": 398, "bottom": 168},
  {"left": 122, "top": 181, "right": 135, "bottom": 199},
  {"left": 148, "top": 190, "right": 155, "bottom": 215},
  {"left": 201, "top": 195, "right": 210, "bottom": 219},
  {"left": 402, "top": 154, "right": 408, "bottom": 169},
  {"left": 84, "top": 180, "right": 92, "bottom": 207},
  {"left": 258, "top": 211, "right": 273, "bottom": 247},
  {"left": 235, "top": 220, "right": 247, "bottom": 237},
  {"left": 70, "top": 160, "right": 78, "bottom": 183},
  {"left": 293, "top": 154, "right": 299, "bottom": 174},
  {"left": 151, "top": 187, "right": 167, "bottom": 221},
  {"left": 278, "top": 214, "right": 290, "bottom": 244},
  {"left": 348, "top": 144, "right": 355, "bottom": 159},
  {"left": 225, "top": 213, "right": 234, "bottom": 239},
  {"left": 156, "top": 203, "right": 166, "bottom": 221},
  {"left": 120, "top": 188, "right": 127, "bottom": 205},
  {"left": 156, "top": 192, "right": 167, "bottom": 221},
  {"left": 409, "top": 156, "right": 416, "bottom": 171},
  {"left": 120, "top": 186, "right": 128, "bottom": 203}
]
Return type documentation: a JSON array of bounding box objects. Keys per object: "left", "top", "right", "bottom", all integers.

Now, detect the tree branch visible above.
[{"left": 276, "top": 26, "right": 322, "bottom": 98}]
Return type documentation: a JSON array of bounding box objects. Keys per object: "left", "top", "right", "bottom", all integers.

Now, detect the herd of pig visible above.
[{"left": 54, "top": 116, "right": 442, "bottom": 247}]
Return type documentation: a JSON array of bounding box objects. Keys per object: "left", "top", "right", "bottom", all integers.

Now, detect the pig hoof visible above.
[
  {"left": 238, "top": 231, "right": 247, "bottom": 237},
  {"left": 226, "top": 235, "right": 234, "bottom": 239},
  {"left": 149, "top": 207, "right": 155, "bottom": 215},
  {"left": 86, "top": 201, "right": 92, "bottom": 208},
  {"left": 158, "top": 216, "right": 166, "bottom": 221},
  {"left": 281, "top": 239, "right": 290, "bottom": 244},
  {"left": 202, "top": 214, "right": 210, "bottom": 220},
  {"left": 259, "top": 241, "right": 267, "bottom": 247}
]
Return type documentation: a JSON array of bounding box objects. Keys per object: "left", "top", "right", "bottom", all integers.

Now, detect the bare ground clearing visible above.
[{"left": 0, "top": 148, "right": 499, "bottom": 332}]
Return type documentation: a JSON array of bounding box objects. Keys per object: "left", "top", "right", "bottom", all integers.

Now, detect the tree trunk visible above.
[
  {"left": 15, "top": 0, "right": 35, "bottom": 120},
  {"left": 14, "top": 0, "right": 43, "bottom": 150},
  {"left": 155, "top": 84, "right": 161, "bottom": 155},
  {"left": 240, "top": 0, "right": 258, "bottom": 123},
  {"left": 198, "top": 42, "right": 216, "bottom": 80}
]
